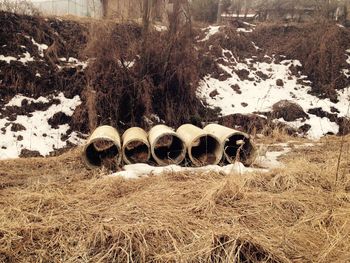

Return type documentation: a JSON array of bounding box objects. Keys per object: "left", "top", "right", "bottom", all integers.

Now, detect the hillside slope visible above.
[{"left": 1, "top": 12, "right": 350, "bottom": 159}]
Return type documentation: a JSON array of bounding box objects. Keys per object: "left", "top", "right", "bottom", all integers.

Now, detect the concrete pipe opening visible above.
[
  {"left": 223, "top": 134, "right": 255, "bottom": 165},
  {"left": 177, "top": 124, "right": 223, "bottom": 166},
  {"left": 83, "top": 125, "right": 121, "bottom": 169},
  {"left": 122, "top": 127, "right": 151, "bottom": 164},
  {"left": 204, "top": 124, "right": 257, "bottom": 166},
  {"left": 149, "top": 125, "right": 186, "bottom": 165}
]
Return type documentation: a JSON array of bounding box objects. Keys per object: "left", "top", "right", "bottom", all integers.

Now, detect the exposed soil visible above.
[{"left": 272, "top": 100, "right": 309, "bottom": 122}]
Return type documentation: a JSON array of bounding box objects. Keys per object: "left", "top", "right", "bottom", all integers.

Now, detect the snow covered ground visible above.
[
  {"left": 197, "top": 28, "right": 350, "bottom": 140},
  {"left": 0, "top": 93, "right": 83, "bottom": 159},
  {"left": 109, "top": 142, "right": 310, "bottom": 179},
  {"left": 0, "top": 35, "right": 88, "bottom": 159}
]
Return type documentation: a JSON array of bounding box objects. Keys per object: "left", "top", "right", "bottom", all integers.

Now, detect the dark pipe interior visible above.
[
  {"left": 224, "top": 134, "right": 253, "bottom": 164},
  {"left": 86, "top": 140, "right": 119, "bottom": 167},
  {"left": 154, "top": 135, "right": 184, "bottom": 164},
  {"left": 124, "top": 141, "right": 149, "bottom": 163},
  {"left": 191, "top": 135, "right": 220, "bottom": 165}
]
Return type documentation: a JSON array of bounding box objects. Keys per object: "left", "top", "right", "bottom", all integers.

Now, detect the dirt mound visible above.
[
  {"left": 272, "top": 100, "right": 308, "bottom": 122},
  {"left": 0, "top": 12, "right": 88, "bottom": 136},
  {"left": 251, "top": 22, "right": 350, "bottom": 102},
  {"left": 0, "top": 11, "right": 88, "bottom": 97}
]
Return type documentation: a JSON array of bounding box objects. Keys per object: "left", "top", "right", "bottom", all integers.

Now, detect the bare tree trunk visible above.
[
  {"left": 141, "top": 0, "right": 151, "bottom": 75},
  {"left": 217, "top": 0, "right": 223, "bottom": 23},
  {"left": 100, "top": 0, "right": 108, "bottom": 18},
  {"left": 169, "top": 0, "right": 181, "bottom": 35}
]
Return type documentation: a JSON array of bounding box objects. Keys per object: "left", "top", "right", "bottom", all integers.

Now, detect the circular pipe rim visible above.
[{"left": 150, "top": 132, "right": 186, "bottom": 166}]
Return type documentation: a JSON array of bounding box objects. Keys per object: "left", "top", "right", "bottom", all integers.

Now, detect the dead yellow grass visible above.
[{"left": 0, "top": 136, "right": 350, "bottom": 262}]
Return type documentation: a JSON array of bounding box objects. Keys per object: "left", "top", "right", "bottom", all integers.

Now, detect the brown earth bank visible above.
[
  {"left": 1, "top": 12, "right": 350, "bottom": 137},
  {"left": 0, "top": 135, "right": 349, "bottom": 262}
]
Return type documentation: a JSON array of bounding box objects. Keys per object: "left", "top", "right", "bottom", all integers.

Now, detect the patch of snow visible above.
[
  {"left": 110, "top": 162, "right": 263, "bottom": 179},
  {"left": 342, "top": 69, "right": 350, "bottom": 78},
  {"left": 337, "top": 24, "right": 345, "bottom": 28},
  {"left": 280, "top": 115, "right": 339, "bottom": 140},
  {"left": 0, "top": 93, "right": 82, "bottom": 160},
  {"left": 154, "top": 24, "right": 167, "bottom": 32},
  {"left": 18, "top": 52, "right": 35, "bottom": 64},
  {"left": 251, "top": 42, "right": 260, "bottom": 50},
  {"left": 243, "top": 21, "right": 256, "bottom": 27},
  {"left": 117, "top": 59, "right": 135, "bottom": 69},
  {"left": 0, "top": 52, "right": 35, "bottom": 65},
  {"left": 200, "top": 25, "right": 221, "bottom": 42},
  {"left": 197, "top": 50, "right": 350, "bottom": 139},
  {"left": 35, "top": 72, "right": 41, "bottom": 77},
  {"left": 255, "top": 146, "right": 290, "bottom": 169},
  {"left": 109, "top": 141, "right": 306, "bottom": 179},
  {"left": 66, "top": 57, "right": 88, "bottom": 69},
  {"left": 143, "top": 114, "right": 164, "bottom": 126},
  {"left": 0, "top": 55, "right": 17, "bottom": 63},
  {"left": 237, "top": 28, "right": 253, "bottom": 33},
  {"left": 6, "top": 94, "right": 49, "bottom": 107},
  {"left": 221, "top": 13, "right": 255, "bottom": 18},
  {"left": 30, "top": 38, "right": 48, "bottom": 57}
]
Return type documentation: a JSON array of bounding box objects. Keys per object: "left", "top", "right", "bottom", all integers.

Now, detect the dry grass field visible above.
[{"left": 0, "top": 135, "right": 349, "bottom": 262}]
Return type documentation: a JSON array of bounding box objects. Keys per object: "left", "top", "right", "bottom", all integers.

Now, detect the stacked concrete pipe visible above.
[
  {"left": 83, "top": 125, "right": 121, "bottom": 169},
  {"left": 122, "top": 127, "right": 151, "bottom": 164},
  {"left": 204, "top": 123, "right": 257, "bottom": 166},
  {"left": 148, "top": 124, "right": 187, "bottom": 165},
  {"left": 177, "top": 124, "right": 223, "bottom": 166}
]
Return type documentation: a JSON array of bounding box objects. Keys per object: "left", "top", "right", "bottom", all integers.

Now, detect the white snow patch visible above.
[
  {"left": 0, "top": 52, "right": 35, "bottom": 65},
  {"left": 221, "top": 13, "right": 255, "bottom": 18},
  {"left": 0, "top": 55, "right": 17, "bottom": 63},
  {"left": 251, "top": 42, "right": 260, "bottom": 50},
  {"left": 197, "top": 50, "right": 350, "bottom": 139},
  {"left": 342, "top": 69, "right": 350, "bottom": 78},
  {"left": 243, "top": 21, "right": 256, "bottom": 27},
  {"left": 30, "top": 38, "right": 48, "bottom": 57},
  {"left": 237, "top": 28, "right": 253, "bottom": 33},
  {"left": 255, "top": 146, "right": 290, "bottom": 169},
  {"left": 6, "top": 94, "right": 49, "bottom": 107},
  {"left": 67, "top": 57, "right": 88, "bottom": 69},
  {"left": 154, "top": 24, "right": 167, "bottom": 32},
  {"left": 0, "top": 93, "right": 83, "bottom": 160},
  {"left": 109, "top": 141, "right": 309, "bottom": 179},
  {"left": 280, "top": 115, "right": 340, "bottom": 140},
  {"left": 110, "top": 162, "right": 263, "bottom": 179},
  {"left": 117, "top": 59, "right": 135, "bottom": 69},
  {"left": 18, "top": 52, "right": 35, "bottom": 64},
  {"left": 200, "top": 25, "right": 221, "bottom": 42}
]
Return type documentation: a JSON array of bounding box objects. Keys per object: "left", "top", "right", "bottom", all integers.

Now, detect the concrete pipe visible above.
[
  {"left": 83, "top": 125, "right": 121, "bottom": 169},
  {"left": 122, "top": 127, "right": 151, "bottom": 164},
  {"left": 204, "top": 123, "right": 256, "bottom": 166},
  {"left": 176, "top": 124, "right": 223, "bottom": 166},
  {"left": 148, "top": 124, "right": 186, "bottom": 166}
]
